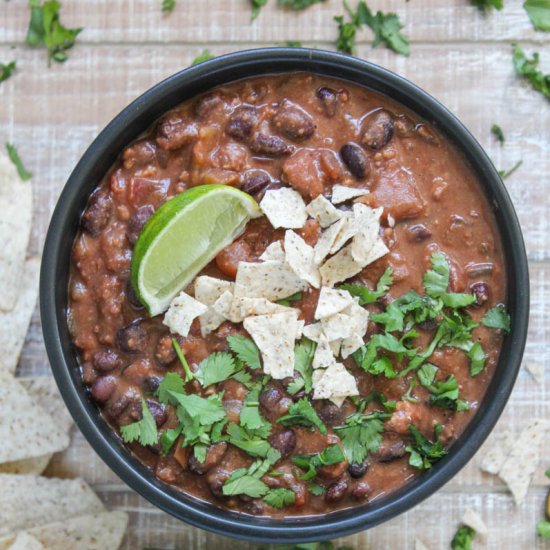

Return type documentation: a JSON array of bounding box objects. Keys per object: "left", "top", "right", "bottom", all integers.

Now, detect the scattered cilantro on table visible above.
[
  {"left": 491, "top": 123, "right": 505, "bottom": 145},
  {"left": 26, "top": 0, "right": 82, "bottom": 66},
  {"left": 292, "top": 444, "right": 346, "bottom": 480},
  {"left": 191, "top": 50, "right": 214, "bottom": 65},
  {"left": 251, "top": 0, "right": 269, "bottom": 20},
  {"left": 523, "top": 0, "right": 550, "bottom": 31},
  {"left": 451, "top": 525, "right": 476, "bottom": 550},
  {"left": 0, "top": 61, "right": 16, "bottom": 84},
  {"left": 538, "top": 520, "right": 550, "bottom": 538},
  {"left": 278, "top": 0, "right": 326, "bottom": 10},
  {"left": 6, "top": 143, "right": 32, "bottom": 181},
  {"left": 340, "top": 267, "right": 393, "bottom": 305},
  {"left": 285, "top": 40, "right": 304, "bottom": 47},
  {"left": 278, "top": 397, "right": 327, "bottom": 434},
  {"left": 120, "top": 398, "right": 159, "bottom": 447},
  {"left": 512, "top": 43, "right": 550, "bottom": 99},
  {"left": 406, "top": 424, "right": 447, "bottom": 470},
  {"left": 470, "top": 0, "right": 503, "bottom": 12},
  {"left": 162, "top": 0, "right": 176, "bottom": 13},
  {"left": 498, "top": 160, "right": 523, "bottom": 179}
]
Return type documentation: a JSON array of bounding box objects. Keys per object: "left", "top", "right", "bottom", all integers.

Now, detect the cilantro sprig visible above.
[
  {"left": 524, "top": 0, "right": 550, "bottom": 31},
  {"left": 491, "top": 124, "right": 505, "bottom": 145},
  {"left": 334, "top": 411, "right": 386, "bottom": 464},
  {"left": 162, "top": 0, "right": 176, "bottom": 12},
  {"left": 470, "top": 0, "right": 503, "bottom": 12},
  {"left": 287, "top": 338, "right": 316, "bottom": 395},
  {"left": 340, "top": 267, "right": 393, "bottom": 305},
  {"left": 195, "top": 352, "right": 238, "bottom": 386},
  {"left": 293, "top": 444, "right": 346, "bottom": 480},
  {"left": 227, "top": 335, "right": 262, "bottom": 369},
  {"left": 451, "top": 525, "right": 476, "bottom": 550},
  {"left": 512, "top": 43, "right": 550, "bottom": 100},
  {"left": 6, "top": 143, "right": 32, "bottom": 181},
  {"left": 417, "top": 364, "right": 469, "bottom": 410},
  {"left": 405, "top": 424, "right": 447, "bottom": 470},
  {"left": 120, "top": 399, "right": 159, "bottom": 447},
  {"left": 278, "top": 397, "right": 327, "bottom": 434},
  {"left": 481, "top": 305, "right": 511, "bottom": 332},
  {"left": 191, "top": 50, "right": 214, "bottom": 66},
  {"left": 263, "top": 487, "right": 296, "bottom": 508}
]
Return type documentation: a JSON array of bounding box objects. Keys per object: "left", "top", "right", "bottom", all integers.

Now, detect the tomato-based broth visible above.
[{"left": 68, "top": 73, "right": 508, "bottom": 517}]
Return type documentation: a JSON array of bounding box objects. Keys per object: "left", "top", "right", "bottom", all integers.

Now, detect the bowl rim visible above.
[{"left": 40, "top": 47, "right": 529, "bottom": 543}]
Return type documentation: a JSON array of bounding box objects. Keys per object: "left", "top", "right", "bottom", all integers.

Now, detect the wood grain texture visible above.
[{"left": 1, "top": 0, "right": 549, "bottom": 548}]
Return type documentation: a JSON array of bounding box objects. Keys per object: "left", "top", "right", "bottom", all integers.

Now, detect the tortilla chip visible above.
[
  {"left": 0, "top": 475, "right": 105, "bottom": 537},
  {"left": 302, "top": 322, "right": 323, "bottom": 343},
  {"left": 352, "top": 230, "right": 389, "bottom": 266},
  {"left": 0, "top": 153, "right": 33, "bottom": 312},
  {"left": 232, "top": 296, "right": 291, "bottom": 320},
  {"left": 7, "top": 532, "right": 43, "bottom": 550},
  {"left": 312, "top": 337, "right": 334, "bottom": 369},
  {"left": 259, "top": 241, "right": 285, "bottom": 262},
  {"left": 244, "top": 311, "right": 298, "bottom": 379},
  {"left": 313, "top": 218, "right": 347, "bottom": 265},
  {"left": 194, "top": 276, "right": 233, "bottom": 336},
  {"left": 461, "top": 508, "right": 488, "bottom": 537},
  {"left": 0, "top": 511, "right": 128, "bottom": 550},
  {"left": 329, "top": 339, "right": 342, "bottom": 357},
  {"left": 480, "top": 430, "right": 515, "bottom": 475},
  {"left": 331, "top": 184, "right": 369, "bottom": 204},
  {"left": 320, "top": 244, "right": 364, "bottom": 288},
  {"left": 296, "top": 320, "right": 305, "bottom": 340},
  {"left": 0, "top": 455, "right": 52, "bottom": 476},
  {"left": 314, "top": 287, "right": 356, "bottom": 320},
  {"left": 284, "top": 231, "right": 320, "bottom": 288},
  {"left": 0, "top": 258, "right": 40, "bottom": 375},
  {"left": 498, "top": 418, "right": 550, "bottom": 505},
  {"left": 163, "top": 291, "right": 208, "bottom": 337},
  {"left": 321, "top": 313, "right": 353, "bottom": 341},
  {"left": 306, "top": 195, "right": 342, "bottom": 228},
  {"left": 312, "top": 362, "right": 358, "bottom": 404},
  {"left": 329, "top": 212, "right": 358, "bottom": 254},
  {"left": 0, "top": 375, "right": 69, "bottom": 465},
  {"left": 525, "top": 362, "right": 544, "bottom": 384},
  {"left": 212, "top": 290, "right": 234, "bottom": 320},
  {"left": 260, "top": 188, "right": 307, "bottom": 229}
]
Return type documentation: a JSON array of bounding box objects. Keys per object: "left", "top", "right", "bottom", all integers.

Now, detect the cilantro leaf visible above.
[
  {"left": 160, "top": 426, "right": 182, "bottom": 455},
  {"left": 405, "top": 424, "right": 447, "bottom": 470},
  {"left": 240, "top": 386, "right": 271, "bottom": 432},
  {"left": 423, "top": 252, "right": 450, "bottom": 297},
  {"left": 512, "top": 43, "right": 550, "bottom": 99},
  {"left": 470, "top": 0, "right": 503, "bottom": 11},
  {"left": 251, "top": 0, "right": 269, "bottom": 20},
  {"left": 524, "top": 0, "right": 550, "bottom": 31},
  {"left": 170, "top": 392, "right": 226, "bottom": 425},
  {"left": 467, "top": 341, "right": 486, "bottom": 376},
  {"left": 288, "top": 338, "right": 316, "bottom": 395},
  {"left": 120, "top": 398, "right": 159, "bottom": 447},
  {"left": 263, "top": 487, "right": 296, "bottom": 508},
  {"left": 222, "top": 474, "right": 269, "bottom": 498},
  {"left": 498, "top": 160, "right": 523, "bottom": 179},
  {"left": 172, "top": 339, "right": 195, "bottom": 382},
  {"left": 481, "top": 305, "right": 511, "bottom": 332},
  {"left": 538, "top": 521, "right": 550, "bottom": 538},
  {"left": 195, "top": 352, "right": 237, "bottom": 386},
  {"left": 227, "top": 335, "right": 261, "bottom": 369},
  {"left": 226, "top": 423, "right": 276, "bottom": 458},
  {"left": 27, "top": 0, "right": 82, "bottom": 66},
  {"left": 359, "top": 391, "right": 397, "bottom": 411},
  {"left": 417, "top": 364, "right": 468, "bottom": 410},
  {"left": 451, "top": 525, "right": 476, "bottom": 550},
  {"left": 191, "top": 50, "right": 214, "bottom": 65},
  {"left": 292, "top": 444, "right": 346, "bottom": 480},
  {"left": 278, "top": 397, "right": 327, "bottom": 434},
  {"left": 335, "top": 414, "right": 384, "bottom": 464},
  {"left": 491, "top": 123, "right": 505, "bottom": 145},
  {"left": 162, "top": 0, "right": 176, "bottom": 12},
  {"left": 441, "top": 293, "right": 476, "bottom": 308},
  {"left": 335, "top": 14, "right": 358, "bottom": 55},
  {"left": 0, "top": 61, "right": 16, "bottom": 84},
  {"left": 340, "top": 267, "right": 393, "bottom": 305},
  {"left": 5, "top": 143, "right": 32, "bottom": 181},
  {"left": 277, "top": 0, "right": 326, "bottom": 9},
  {"left": 276, "top": 291, "right": 303, "bottom": 307},
  {"left": 156, "top": 372, "right": 185, "bottom": 405},
  {"left": 308, "top": 482, "right": 327, "bottom": 496}
]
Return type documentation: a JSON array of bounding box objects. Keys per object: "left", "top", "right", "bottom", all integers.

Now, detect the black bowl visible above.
[{"left": 41, "top": 48, "right": 529, "bottom": 543}]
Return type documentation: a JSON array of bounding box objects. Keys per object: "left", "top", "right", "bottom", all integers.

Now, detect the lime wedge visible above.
[{"left": 131, "top": 185, "right": 261, "bottom": 316}]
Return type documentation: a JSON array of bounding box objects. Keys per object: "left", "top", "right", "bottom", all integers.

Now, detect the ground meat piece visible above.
[
  {"left": 116, "top": 321, "right": 148, "bottom": 353},
  {"left": 90, "top": 376, "right": 116, "bottom": 402},
  {"left": 188, "top": 442, "right": 228, "bottom": 474},
  {"left": 122, "top": 358, "right": 152, "bottom": 385},
  {"left": 268, "top": 429, "right": 297, "bottom": 459},
  {"left": 156, "top": 112, "right": 197, "bottom": 150},
  {"left": 386, "top": 400, "right": 433, "bottom": 436},
  {"left": 122, "top": 140, "right": 157, "bottom": 170},
  {"left": 249, "top": 133, "right": 292, "bottom": 157},
  {"left": 272, "top": 100, "right": 315, "bottom": 141},
  {"left": 127, "top": 205, "right": 155, "bottom": 245},
  {"left": 226, "top": 105, "right": 259, "bottom": 141},
  {"left": 325, "top": 478, "right": 348, "bottom": 503},
  {"left": 361, "top": 110, "right": 394, "bottom": 150},
  {"left": 340, "top": 142, "right": 370, "bottom": 179},
  {"left": 81, "top": 192, "right": 112, "bottom": 236},
  {"left": 215, "top": 239, "right": 253, "bottom": 278},
  {"left": 93, "top": 350, "right": 123, "bottom": 372},
  {"left": 194, "top": 91, "right": 226, "bottom": 119}
]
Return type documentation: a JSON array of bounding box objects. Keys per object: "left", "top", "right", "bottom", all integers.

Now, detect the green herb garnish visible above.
[
  {"left": 263, "top": 487, "right": 296, "bottom": 508},
  {"left": 512, "top": 43, "right": 550, "bottom": 99},
  {"left": 293, "top": 444, "right": 346, "bottom": 480},
  {"left": 451, "top": 525, "right": 476, "bottom": 550},
  {"left": 417, "top": 364, "right": 469, "bottom": 410},
  {"left": 251, "top": 0, "right": 269, "bottom": 20},
  {"left": 498, "top": 160, "right": 523, "bottom": 179},
  {"left": 172, "top": 338, "right": 195, "bottom": 382},
  {"left": 470, "top": 0, "right": 503, "bottom": 11},
  {"left": 340, "top": 267, "right": 393, "bottom": 305},
  {"left": 538, "top": 521, "right": 550, "bottom": 538},
  {"left": 334, "top": 412, "right": 385, "bottom": 464},
  {"left": 227, "top": 335, "right": 262, "bottom": 369},
  {"left": 285, "top": 40, "right": 303, "bottom": 47},
  {"left": 278, "top": 397, "right": 327, "bottom": 434},
  {"left": 278, "top": 0, "right": 326, "bottom": 9},
  {"left": 6, "top": 143, "right": 32, "bottom": 181},
  {"left": 481, "top": 305, "right": 511, "bottom": 332},
  {"left": 405, "top": 424, "right": 447, "bottom": 470},
  {"left": 162, "top": 0, "right": 176, "bottom": 12},
  {"left": 287, "top": 338, "right": 316, "bottom": 395},
  {"left": 195, "top": 352, "right": 238, "bottom": 386},
  {"left": 0, "top": 61, "right": 16, "bottom": 84},
  {"left": 524, "top": 0, "right": 550, "bottom": 31},
  {"left": 240, "top": 385, "right": 271, "bottom": 432},
  {"left": 120, "top": 398, "right": 158, "bottom": 447},
  {"left": 491, "top": 124, "right": 505, "bottom": 145}
]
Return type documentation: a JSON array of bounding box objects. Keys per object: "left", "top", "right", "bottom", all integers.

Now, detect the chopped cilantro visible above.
[
  {"left": 353, "top": 332, "right": 415, "bottom": 376},
  {"left": 0, "top": 61, "right": 16, "bottom": 84},
  {"left": 451, "top": 525, "right": 476, "bottom": 550},
  {"left": 276, "top": 291, "right": 303, "bottom": 307},
  {"left": 498, "top": 160, "right": 523, "bottom": 179},
  {"left": 191, "top": 50, "right": 214, "bottom": 66},
  {"left": 223, "top": 472, "right": 269, "bottom": 498},
  {"left": 524, "top": 0, "right": 550, "bottom": 31},
  {"left": 277, "top": 0, "right": 326, "bottom": 9},
  {"left": 467, "top": 341, "right": 486, "bottom": 376},
  {"left": 292, "top": 444, "right": 346, "bottom": 480},
  {"left": 470, "top": 0, "right": 503, "bottom": 11},
  {"left": 340, "top": 267, "right": 393, "bottom": 305},
  {"left": 5, "top": 143, "right": 32, "bottom": 181},
  {"left": 251, "top": 0, "right": 269, "bottom": 20},
  {"left": 227, "top": 335, "right": 261, "bottom": 369},
  {"left": 195, "top": 352, "right": 237, "bottom": 386},
  {"left": 402, "top": 377, "right": 419, "bottom": 403},
  {"left": 481, "top": 305, "right": 511, "bottom": 332},
  {"left": 287, "top": 338, "right": 316, "bottom": 395},
  {"left": 308, "top": 481, "right": 327, "bottom": 496},
  {"left": 491, "top": 124, "right": 505, "bottom": 145},
  {"left": 162, "top": 0, "right": 176, "bottom": 12},
  {"left": 417, "top": 364, "right": 469, "bottom": 410},
  {"left": 358, "top": 391, "right": 397, "bottom": 411},
  {"left": 171, "top": 392, "right": 226, "bottom": 426},
  {"left": 278, "top": 397, "right": 327, "bottom": 434},
  {"left": 423, "top": 252, "right": 450, "bottom": 297},
  {"left": 172, "top": 339, "right": 195, "bottom": 382},
  {"left": 405, "top": 424, "right": 447, "bottom": 470},
  {"left": 120, "top": 398, "right": 158, "bottom": 447},
  {"left": 160, "top": 426, "right": 182, "bottom": 455},
  {"left": 26, "top": 0, "right": 82, "bottom": 66},
  {"left": 334, "top": 413, "right": 385, "bottom": 464},
  {"left": 156, "top": 372, "right": 185, "bottom": 405},
  {"left": 512, "top": 44, "right": 550, "bottom": 99},
  {"left": 226, "top": 422, "right": 276, "bottom": 458},
  {"left": 263, "top": 487, "right": 296, "bottom": 508},
  {"left": 334, "top": 14, "right": 358, "bottom": 55},
  {"left": 538, "top": 521, "right": 550, "bottom": 538},
  {"left": 240, "top": 386, "right": 271, "bottom": 432}
]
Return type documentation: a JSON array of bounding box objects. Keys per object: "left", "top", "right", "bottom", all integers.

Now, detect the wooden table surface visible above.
[{"left": 1, "top": 1, "right": 549, "bottom": 548}]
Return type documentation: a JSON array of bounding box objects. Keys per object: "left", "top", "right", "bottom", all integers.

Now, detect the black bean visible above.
[
  {"left": 268, "top": 429, "right": 296, "bottom": 459},
  {"left": 145, "top": 398, "right": 168, "bottom": 427},
  {"left": 188, "top": 442, "right": 228, "bottom": 475},
  {"left": 240, "top": 499, "right": 264, "bottom": 515},
  {"left": 106, "top": 392, "right": 132, "bottom": 418},
  {"left": 127, "top": 205, "right": 155, "bottom": 245},
  {"left": 206, "top": 467, "right": 231, "bottom": 498},
  {"left": 316, "top": 401, "right": 344, "bottom": 427},
  {"left": 93, "top": 350, "right": 123, "bottom": 372},
  {"left": 259, "top": 386, "right": 286, "bottom": 410},
  {"left": 374, "top": 439, "right": 406, "bottom": 463},
  {"left": 417, "top": 318, "right": 437, "bottom": 331},
  {"left": 143, "top": 375, "right": 163, "bottom": 393},
  {"left": 340, "top": 142, "right": 370, "bottom": 179},
  {"left": 348, "top": 461, "right": 369, "bottom": 478},
  {"left": 466, "top": 262, "right": 494, "bottom": 277},
  {"left": 226, "top": 105, "right": 259, "bottom": 141},
  {"left": 90, "top": 376, "right": 116, "bottom": 402},
  {"left": 324, "top": 478, "right": 348, "bottom": 503},
  {"left": 156, "top": 113, "right": 197, "bottom": 151},
  {"left": 272, "top": 101, "right": 315, "bottom": 141},
  {"left": 351, "top": 482, "right": 371, "bottom": 501},
  {"left": 125, "top": 279, "right": 144, "bottom": 309},
  {"left": 240, "top": 172, "right": 271, "bottom": 198},
  {"left": 361, "top": 110, "right": 394, "bottom": 150},
  {"left": 116, "top": 321, "right": 148, "bottom": 353},
  {"left": 407, "top": 224, "right": 432, "bottom": 242},
  {"left": 470, "top": 282, "right": 490, "bottom": 307},
  {"left": 249, "top": 133, "right": 292, "bottom": 157},
  {"left": 81, "top": 192, "right": 112, "bottom": 236},
  {"left": 316, "top": 86, "right": 339, "bottom": 117}
]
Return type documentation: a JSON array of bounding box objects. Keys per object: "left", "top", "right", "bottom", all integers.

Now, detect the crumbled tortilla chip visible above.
[
  {"left": 498, "top": 418, "right": 550, "bottom": 505},
  {"left": 480, "top": 430, "right": 515, "bottom": 475},
  {"left": 313, "top": 218, "right": 346, "bottom": 265},
  {"left": 525, "top": 362, "right": 544, "bottom": 385},
  {"left": 312, "top": 362, "right": 358, "bottom": 404},
  {"left": 0, "top": 475, "right": 105, "bottom": 537},
  {"left": 320, "top": 244, "right": 364, "bottom": 288},
  {"left": 259, "top": 240, "right": 285, "bottom": 262},
  {"left": 6, "top": 532, "right": 43, "bottom": 550},
  {"left": 244, "top": 311, "right": 298, "bottom": 379},
  {"left": 461, "top": 508, "right": 488, "bottom": 537},
  {"left": 352, "top": 229, "right": 389, "bottom": 266},
  {"left": 296, "top": 320, "right": 305, "bottom": 340},
  {"left": 0, "top": 375, "right": 69, "bottom": 465},
  {"left": 260, "top": 187, "right": 307, "bottom": 229},
  {"left": 0, "top": 456, "right": 52, "bottom": 476},
  {"left": 284, "top": 231, "right": 320, "bottom": 288},
  {"left": 329, "top": 339, "right": 342, "bottom": 357},
  {"left": 329, "top": 212, "right": 358, "bottom": 254},
  {"left": 233, "top": 296, "right": 291, "bottom": 320},
  {"left": 194, "top": 276, "right": 233, "bottom": 336},
  {"left": 306, "top": 195, "right": 342, "bottom": 228},
  {"left": 163, "top": 291, "right": 208, "bottom": 337},
  {"left": 415, "top": 539, "right": 431, "bottom": 550},
  {"left": 0, "top": 153, "right": 33, "bottom": 312},
  {"left": 321, "top": 313, "right": 353, "bottom": 341},
  {"left": 331, "top": 184, "right": 369, "bottom": 204},
  {"left": 213, "top": 290, "right": 234, "bottom": 321},
  {"left": 0, "top": 258, "right": 40, "bottom": 375},
  {"left": 314, "top": 287, "right": 356, "bottom": 320},
  {"left": 312, "top": 337, "right": 334, "bottom": 369},
  {"left": 302, "top": 322, "right": 323, "bottom": 343}
]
